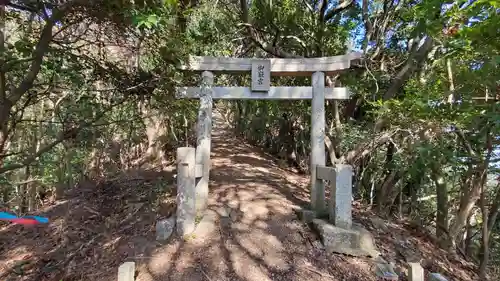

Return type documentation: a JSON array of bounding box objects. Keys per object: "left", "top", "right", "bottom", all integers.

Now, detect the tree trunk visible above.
[
  {"left": 375, "top": 142, "right": 395, "bottom": 212},
  {"left": 0, "top": 100, "right": 12, "bottom": 167},
  {"left": 486, "top": 183, "right": 500, "bottom": 241},
  {"left": 448, "top": 179, "right": 481, "bottom": 248},
  {"left": 432, "top": 168, "right": 449, "bottom": 245},
  {"left": 406, "top": 171, "right": 423, "bottom": 215},
  {"left": 478, "top": 183, "right": 489, "bottom": 279},
  {"left": 447, "top": 159, "right": 484, "bottom": 247},
  {"left": 27, "top": 182, "right": 36, "bottom": 212},
  {"left": 376, "top": 170, "right": 403, "bottom": 214},
  {"left": 463, "top": 211, "right": 475, "bottom": 257},
  {"left": 0, "top": 3, "right": 8, "bottom": 162},
  {"left": 449, "top": 124, "right": 493, "bottom": 249}
]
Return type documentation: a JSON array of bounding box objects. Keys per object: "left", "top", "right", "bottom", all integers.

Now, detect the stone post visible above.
[
  {"left": 408, "top": 263, "right": 424, "bottom": 281},
  {"left": 310, "top": 71, "right": 326, "bottom": 214},
  {"left": 176, "top": 147, "right": 196, "bottom": 236},
  {"left": 118, "top": 262, "right": 135, "bottom": 281},
  {"left": 195, "top": 71, "right": 213, "bottom": 214},
  {"left": 329, "top": 164, "right": 353, "bottom": 229}
]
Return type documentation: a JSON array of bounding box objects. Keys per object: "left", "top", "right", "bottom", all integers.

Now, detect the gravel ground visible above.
[
  {"left": 135, "top": 115, "right": 377, "bottom": 281},
  {"left": 1, "top": 112, "right": 478, "bottom": 281}
]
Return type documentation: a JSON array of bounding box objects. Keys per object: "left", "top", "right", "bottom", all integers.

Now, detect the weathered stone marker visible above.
[
  {"left": 117, "top": 262, "right": 135, "bottom": 281},
  {"left": 408, "top": 263, "right": 424, "bottom": 281},
  {"left": 313, "top": 163, "right": 378, "bottom": 257},
  {"left": 317, "top": 164, "right": 353, "bottom": 228},
  {"left": 176, "top": 147, "right": 196, "bottom": 236},
  {"left": 176, "top": 53, "right": 362, "bottom": 222},
  {"left": 333, "top": 165, "right": 353, "bottom": 228}
]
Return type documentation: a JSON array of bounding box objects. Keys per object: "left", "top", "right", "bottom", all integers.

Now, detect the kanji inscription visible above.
[{"left": 251, "top": 60, "right": 270, "bottom": 92}]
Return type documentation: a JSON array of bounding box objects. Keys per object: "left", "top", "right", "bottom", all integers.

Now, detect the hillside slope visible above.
[{"left": 0, "top": 118, "right": 480, "bottom": 281}]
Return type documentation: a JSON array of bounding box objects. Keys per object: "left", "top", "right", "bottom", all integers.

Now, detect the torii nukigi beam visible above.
[
  {"left": 176, "top": 52, "right": 361, "bottom": 216},
  {"left": 176, "top": 87, "right": 351, "bottom": 100}
]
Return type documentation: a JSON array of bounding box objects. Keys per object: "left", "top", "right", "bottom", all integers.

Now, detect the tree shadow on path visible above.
[
  {"left": 0, "top": 113, "right": 377, "bottom": 281},
  {"left": 138, "top": 114, "right": 377, "bottom": 281}
]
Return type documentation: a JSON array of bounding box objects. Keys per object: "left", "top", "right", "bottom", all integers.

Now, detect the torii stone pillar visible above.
[{"left": 194, "top": 71, "right": 213, "bottom": 214}]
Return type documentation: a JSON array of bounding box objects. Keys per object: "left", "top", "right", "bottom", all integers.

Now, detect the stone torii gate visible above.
[{"left": 174, "top": 53, "right": 361, "bottom": 236}]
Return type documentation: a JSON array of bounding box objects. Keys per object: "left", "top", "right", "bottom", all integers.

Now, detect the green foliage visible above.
[{"left": 1, "top": 0, "right": 500, "bottom": 276}]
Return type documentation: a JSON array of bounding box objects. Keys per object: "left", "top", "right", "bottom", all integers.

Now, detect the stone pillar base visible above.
[{"left": 312, "top": 219, "right": 380, "bottom": 257}]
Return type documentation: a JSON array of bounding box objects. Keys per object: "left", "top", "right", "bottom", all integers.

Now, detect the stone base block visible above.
[
  {"left": 312, "top": 219, "right": 380, "bottom": 257},
  {"left": 156, "top": 216, "right": 176, "bottom": 242},
  {"left": 297, "top": 208, "right": 316, "bottom": 223},
  {"left": 374, "top": 263, "right": 399, "bottom": 280},
  {"left": 192, "top": 210, "right": 218, "bottom": 240},
  {"left": 429, "top": 273, "right": 448, "bottom": 281}
]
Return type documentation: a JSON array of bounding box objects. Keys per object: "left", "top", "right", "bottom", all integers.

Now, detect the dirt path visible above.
[
  {"left": 0, "top": 112, "right": 376, "bottom": 281},
  {"left": 136, "top": 112, "right": 375, "bottom": 281},
  {"left": 0, "top": 112, "right": 481, "bottom": 281}
]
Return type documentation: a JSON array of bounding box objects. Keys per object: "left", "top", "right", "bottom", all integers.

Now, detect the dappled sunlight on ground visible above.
[
  {"left": 130, "top": 114, "right": 378, "bottom": 281},
  {"left": 0, "top": 169, "right": 175, "bottom": 281},
  {"left": 0, "top": 112, "right": 479, "bottom": 281}
]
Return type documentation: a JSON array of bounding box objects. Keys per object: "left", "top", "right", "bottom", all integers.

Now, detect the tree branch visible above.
[
  {"left": 301, "top": 0, "right": 314, "bottom": 14},
  {"left": 7, "top": 0, "right": 89, "bottom": 103},
  {"left": 324, "top": 0, "right": 354, "bottom": 22},
  {"left": 239, "top": 0, "right": 248, "bottom": 23},
  {"left": 319, "top": 0, "right": 328, "bottom": 23},
  {"left": 454, "top": 127, "right": 477, "bottom": 157},
  {"left": 7, "top": 10, "right": 61, "bottom": 103},
  {"left": 341, "top": 130, "right": 397, "bottom": 164},
  {"left": 239, "top": 0, "right": 302, "bottom": 58},
  {"left": 0, "top": 96, "right": 132, "bottom": 175},
  {"left": 383, "top": 36, "right": 434, "bottom": 100},
  {"left": 5, "top": 1, "right": 39, "bottom": 13},
  {"left": 0, "top": 132, "right": 68, "bottom": 174}
]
